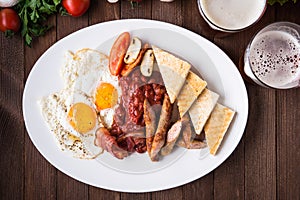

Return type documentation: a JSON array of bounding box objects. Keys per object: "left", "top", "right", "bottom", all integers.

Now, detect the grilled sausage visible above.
[
  {"left": 150, "top": 94, "right": 172, "bottom": 161},
  {"left": 181, "top": 114, "right": 192, "bottom": 148},
  {"left": 160, "top": 120, "right": 182, "bottom": 156},
  {"left": 144, "top": 99, "right": 157, "bottom": 156},
  {"left": 177, "top": 139, "right": 206, "bottom": 149}
]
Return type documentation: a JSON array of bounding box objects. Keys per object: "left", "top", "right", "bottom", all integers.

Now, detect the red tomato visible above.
[
  {"left": 62, "top": 0, "right": 90, "bottom": 17},
  {"left": 0, "top": 8, "right": 21, "bottom": 33},
  {"left": 109, "top": 32, "right": 131, "bottom": 76}
]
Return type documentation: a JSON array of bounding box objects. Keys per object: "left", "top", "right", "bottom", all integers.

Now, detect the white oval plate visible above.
[{"left": 23, "top": 19, "right": 248, "bottom": 193}]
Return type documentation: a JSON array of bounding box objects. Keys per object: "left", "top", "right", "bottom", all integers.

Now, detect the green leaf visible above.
[
  {"left": 53, "top": 0, "right": 61, "bottom": 6},
  {"left": 268, "top": 0, "right": 298, "bottom": 5},
  {"left": 13, "top": 0, "right": 62, "bottom": 46},
  {"left": 25, "top": 33, "right": 33, "bottom": 46},
  {"left": 4, "top": 30, "right": 15, "bottom": 38}
]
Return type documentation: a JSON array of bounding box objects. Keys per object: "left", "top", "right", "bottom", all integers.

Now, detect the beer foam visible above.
[
  {"left": 249, "top": 30, "right": 300, "bottom": 88},
  {"left": 200, "top": 0, "right": 266, "bottom": 30}
]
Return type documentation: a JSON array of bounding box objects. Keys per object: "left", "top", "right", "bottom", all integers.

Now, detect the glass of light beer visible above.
[
  {"left": 197, "top": 0, "right": 267, "bottom": 32},
  {"left": 243, "top": 22, "right": 300, "bottom": 89}
]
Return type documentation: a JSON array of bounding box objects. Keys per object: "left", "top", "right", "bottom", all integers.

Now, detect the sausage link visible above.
[{"left": 150, "top": 94, "right": 172, "bottom": 161}]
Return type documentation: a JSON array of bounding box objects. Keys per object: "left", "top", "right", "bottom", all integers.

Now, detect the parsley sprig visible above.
[
  {"left": 14, "top": 0, "right": 62, "bottom": 46},
  {"left": 268, "top": 0, "right": 298, "bottom": 5}
]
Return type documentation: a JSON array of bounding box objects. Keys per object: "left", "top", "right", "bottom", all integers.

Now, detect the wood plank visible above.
[
  {"left": 152, "top": 187, "right": 183, "bottom": 200},
  {"left": 121, "top": 0, "right": 152, "bottom": 19},
  {"left": 275, "top": 2, "right": 300, "bottom": 199},
  {"left": 56, "top": 171, "right": 88, "bottom": 200},
  {"left": 213, "top": 142, "right": 245, "bottom": 200},
  {"left": 122, "top": 193, "right": 152, "bottom": 200},
  {"left": 89, "top": 187, "right": 120, "bottom": 200},
  {"left": 24, "top": 15, "right": 57, "bottom": 200},
  {"left": 244, "top": 86, "right": 276, "bottom": 200},
  {"left": 89, "top": 1, "right": 121, "bottom": 24},
  {"left": 183, "top": 173, "right": 214, "bottom": 200},
  {"left": 152, "top": 0, "right": 183, "bottom": 26},
  {"left": 276, "top": 89, "right": 300, "bottom": 199},
  {"left": 57, "top": 12, "right": 89, "bottom": 39},
  {"left": 0, "top": 30, "right": 24, "bottom": 200}
]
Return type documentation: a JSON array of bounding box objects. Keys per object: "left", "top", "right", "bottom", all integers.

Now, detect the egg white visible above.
[
  {"left": 39, "top": 89, "right": 103, "bottom": 159},
  {"left": 40, "top": 48, "right": 123, "bottom": 159},
  {"left": 62, "top": 48, "right": 122, "bottom": 128}
]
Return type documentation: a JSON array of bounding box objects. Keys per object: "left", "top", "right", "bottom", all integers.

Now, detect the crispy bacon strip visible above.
[
  {"left": 95, "top": 127, "right": 128, "bottom": 159},
  {"left": 150, "top": 94, "right": 172, "bottom": 161},
  {"left": 160, "top": 120, "right": 182, "bottom": 156},
  {"left": 120, "top": 43, "right": 150, "bottom": 77},
  {"left": 144, "top": 99, "right": 157, "bottom": 157}
]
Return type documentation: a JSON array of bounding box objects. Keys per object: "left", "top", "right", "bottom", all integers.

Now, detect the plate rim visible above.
[{"left": 22, "top": 19, "right": 248, "bottom": 193}]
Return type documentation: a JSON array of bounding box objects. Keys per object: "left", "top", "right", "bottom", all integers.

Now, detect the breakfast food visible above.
[
  {"left": 160, "top": 120, "right": 182, "bottom": 156},
  {"left": 40, "top": 89, "right": 103, "bottom": 159},
  {"left": 204, "top": 103, "right": 235, "bottom": 155},
  {"left": 152, "top": 45, "right": 191, "bottom": 104},
  {"left": 149, "top": 94, "right": 172, "bottom": 161},
  {"left": 40, "top": 48, "right": 120, "bottom": 158},
  {"left": 188, "top": 88, "right": 219, "bottom": 135},
  {"left": 177, "top": 71, "right": 207, "bottom": 118},
  {"left": 143, "top": 99, "right": 157, "bottom": 156},
  {"left": 40, "top": 32, "right": 236, "bottom": 162}
]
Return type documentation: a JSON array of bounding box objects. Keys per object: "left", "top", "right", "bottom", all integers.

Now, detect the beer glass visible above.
[
  {"left": 197, "top": 0, "right": 267, "bottom": 32},
  {"left": 243, "top": 22, "right": 300, "bottom": 89}
]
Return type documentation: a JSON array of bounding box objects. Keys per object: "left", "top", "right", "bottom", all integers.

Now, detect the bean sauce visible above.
[{"left": 110, "top": 69, "right": 165, "bottom": 153}]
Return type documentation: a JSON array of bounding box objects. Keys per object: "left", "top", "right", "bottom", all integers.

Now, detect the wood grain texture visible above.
[
  {"left": 183, "top": 173, "right": 214, "bottom": 200},
  {"left": 89, "top": 1, "right": 121, "bottom": 24},
  {"left": 275, "top": 2, "right": 300, "bottom": 199},
  {"left": 89, "top": 187, "right": 120, "bottom": 200},
  {"left": 152, "top": 0, "right": 183, "bottom": 26},
  {"left": 57, "top": 171, "right": 88, "bottom": 200},
  {"left": 24, "top": 15, "right": 57, "bottom": 200},
  {"left": 244, "top": 86, "right": 277, "bottom": 200},
  {"left": 0, "top": 0, "right": 299, "bottom": 199},
  {"left": 0, "top": 29, "right": 24, "bottom": 200}
]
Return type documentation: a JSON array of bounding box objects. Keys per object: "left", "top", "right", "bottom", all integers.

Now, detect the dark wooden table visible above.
[{"left": 1, "top": 1, "right": 300, "bottom": 199}]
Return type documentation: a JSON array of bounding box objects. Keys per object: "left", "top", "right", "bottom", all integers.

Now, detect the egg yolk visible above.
[
  {"left": 67, "top": 102, "right": 97, "bottom": 134},
  {"left": 94, "top": 82, "right": 118, "bottom": 111}
]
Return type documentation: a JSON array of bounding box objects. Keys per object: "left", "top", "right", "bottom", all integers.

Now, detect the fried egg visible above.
[
  {"left": 40, "top": 48, "right": 121, "bottom": 159},
  {"left": 39, "top": 89, "right": 103, "bottom": 159},
  {"left": 62, "top": 48, "right": 121, "bottom": 128}
]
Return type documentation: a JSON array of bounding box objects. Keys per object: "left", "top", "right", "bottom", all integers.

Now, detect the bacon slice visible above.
[
  {"left": 95, "top": 127, "right": 128, "bottom": 159},
  {"left": 150, "top": 94, "right": 172, "bottom": 161},
  {"left": 144, "top": 99, "right": 157, "bottom": 157}
]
